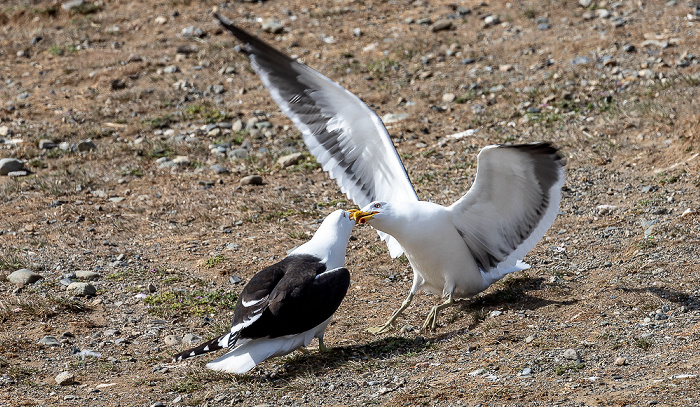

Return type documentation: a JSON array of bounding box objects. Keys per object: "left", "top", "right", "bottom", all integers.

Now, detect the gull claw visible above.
[{"left": 367, "top": 323, "right": 394, "bottom": 335}]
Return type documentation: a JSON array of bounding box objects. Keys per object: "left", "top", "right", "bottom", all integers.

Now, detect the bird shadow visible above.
[
  {"left": 617, "top": 285, "right": 700, "bottom": 310},
  {"left": 460, "top": 275, "right": 576, "bottom": 311},
  {"left": 237, "top": 276, "right": 574, "bottom": 382}
]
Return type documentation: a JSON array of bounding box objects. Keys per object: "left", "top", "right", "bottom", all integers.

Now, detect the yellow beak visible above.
[{"left": 349, "top": 209, "right": 379, "bottom": 224}]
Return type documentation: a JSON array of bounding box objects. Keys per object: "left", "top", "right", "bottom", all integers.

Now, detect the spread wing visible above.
[
  {"left": 449, "top": 143, "right": 565, "bottom": 274},
  {"left": 214, "top": 14, "right": 418, "bottom": 257}
]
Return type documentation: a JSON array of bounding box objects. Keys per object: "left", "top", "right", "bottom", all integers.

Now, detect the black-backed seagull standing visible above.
[
  {"left": 173, "top": 210, "right": 355, "bottom": 373},
  {"left": 214, "top": 15, "right": 566, "bottom": 333}
]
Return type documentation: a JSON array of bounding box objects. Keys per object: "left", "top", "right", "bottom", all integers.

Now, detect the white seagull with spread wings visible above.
[{"left": 215, "top": 14, "right": 565, "bottom": 333}]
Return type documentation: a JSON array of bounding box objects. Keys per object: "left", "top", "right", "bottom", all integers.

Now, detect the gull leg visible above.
[
  {"left": 422, "top": 294, "right": 454, "bottom": 331},
  {"left": 318, "top": 336, "right": 330, "bottom": 353},
  {"left": 367, "top": 292, "right": 415, "bottom": 334}
]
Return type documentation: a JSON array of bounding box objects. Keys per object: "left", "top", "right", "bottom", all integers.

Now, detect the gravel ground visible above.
[{"left": 1, "top": 0, "right": 699, "bottom": 406}]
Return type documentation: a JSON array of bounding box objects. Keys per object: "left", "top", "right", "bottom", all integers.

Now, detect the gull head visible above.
[{"left": 349, "top": 201, "right": 389, "bottom": 225}]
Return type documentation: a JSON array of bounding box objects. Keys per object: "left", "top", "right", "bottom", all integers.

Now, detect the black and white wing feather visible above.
[
  {"left": 214, "top": 14, "right": 418, "bottom": 258},
  {"left": 449, "top": 143, "right": 565, "bottom": 274}
]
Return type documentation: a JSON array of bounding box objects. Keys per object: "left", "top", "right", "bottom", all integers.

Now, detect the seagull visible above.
[
  {"left": 214, "top": 15, "right": 566, "bottom": 333},
  {"left": 173, "top": 210, "right": 356, "bottom": 373}
]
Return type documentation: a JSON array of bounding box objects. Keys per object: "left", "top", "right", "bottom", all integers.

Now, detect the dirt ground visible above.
[{"left": 1, "top": 0, "right": 699, "bottom": 406}]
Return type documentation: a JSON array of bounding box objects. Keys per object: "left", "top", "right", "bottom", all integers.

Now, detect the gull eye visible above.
[{"left": 373, "top": 203, "right": 381, "bottom": 208}]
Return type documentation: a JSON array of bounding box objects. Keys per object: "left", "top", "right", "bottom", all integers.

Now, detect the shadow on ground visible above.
[{"left": 239, "top": 276, "right": 576, "bottom": 382}]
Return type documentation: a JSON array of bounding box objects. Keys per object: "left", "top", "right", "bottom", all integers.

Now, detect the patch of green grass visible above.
[
  {"left": 144, "top": 289, "right": 238, "bottom": 318},
  {"left": 637, "top": 236, "right": 657, "bottom": 249},
  {"left": 316, "top": 199, "right": 346, "bottom": 208},
  {"left": 184, "top": 103, "right": 231, "bottom": 124},
  {"left": 204, "top": 255, "right": 226, "bottom": 269},
  {"left": 166, "top": 378, "right": 201, "bottom": 393},
  {"left": 107, "top": 271, "right": 127, "bottom": 281},
  {"left": 288, "top": 230, "right": 309, "bottom": 240},
  {"left": 634, "top": 337, "right": 652, "bottom": 350},
  {"left": 0, "top": 252, "right": 26, "bottom": 271},
  {"left": 71, "top": 2, "right": 103, "bottom": 15},
  {"left": 34, "top": 5, "right": 59, "bottom": 17},
  {"left": 120, "top": 168, "right": 144, "bottom": 177},
  {"left": 143, "top": 114, "right": 173, "bottom": 129},
  {"left": 366, "top": 58, "right": 400, "bottom": 76},
  {"left": 47, "top": 44, "right": 77, "bottom": 56},
  {"left": 555, "top": 362, "right": 585, "bottom": 375}
]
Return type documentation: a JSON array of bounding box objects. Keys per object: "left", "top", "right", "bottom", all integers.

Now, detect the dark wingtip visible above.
[{"left": 500, "top": 142, "right": 565, "bottom": 167}]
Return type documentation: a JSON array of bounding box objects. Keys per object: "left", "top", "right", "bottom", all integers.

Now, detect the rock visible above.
[
  {"left": 154, "top": 16, "right": 167, "bottom": 25},
  {"left": 66, "top": 282, "right": 97, "bottom": 297},
  {"left": 572, "top": 56, "right": 591, "bottom": 65},
  {"left": 147, "top": 282, "right": 157, "bottom": 293},
  {"left": 55, "top": 371, "right": 75, "bottom": 386},
  {"left": 183, "top": 333, "right": 201, "bottom": 344},
  {"left": 38, "top": 139, "right": 57, "bottom": 149},
  {"left": 484, "top": 15, "right": 500, "bottom": 27},
  {"left": 209, "top": 164, "right": 229, "bottom": 174},
  {"left": 595, "top": 9, "right": 610, "bottom": 19},
  {"left": 163, "top": 65, "right": 179, "bottom": 74},
  {"left": 61, "top": 1, "right": 84, "bottom": 11},
  {"left": 229, "top": 274, "right": 243, "bottom": 284},
  {"left": 7, "top": 269, "right": 42, "bottom": 286},
  {"left": 442, "top": 93, "right": 456, "bottom": 103},
  {"left": 39, "top": 336, "right": 60, "bottom": 346},
  {"left": 261, "top": 19, "right": 283, "bottom": 34},
  {"left": 563, "top": 349, "right": 580, "bottom": 361},
  {"left": 75, "top": 270, "right": 100, "bottom": 281},
  {"left": 681, "top": 208, "right": 696, "bottom": 217},
  {"left": 0, "top": 158, "right": 24, "bottom": 175},
  {"left": 240, "top": 175, "right": 263, "bottom": 185},
  {"left": 499, "top": 64, "right": 513, "bottom": 72},
  {"left": 638, "top": 69, "right": 655, "bottom": 78},
  {"left": 431, "top": 19, "right": 452, "bottom": 32},
  {"left": 381, "top": 113, "right": 411, "bottom": 123},
  {"left": 104, "top": 329, "right": 120, "bottom": 337},
  {"left": 579, "top": 0, "right": 592, "bottom": 7},
  {"left": 0, "top": 125, "right": 10, "bottom": 136},
  {"left": 17, "top": 92, "right": 30, "bottom": 100},
  {"left": 76, "top": 140, "right": 96, "bottom": 152},
  {"left": 615, "top": 357, "right": 628, "bottom": 366},
  {"left": 277, "top": 153, "right": 304, "bottom": 168},
  {"left": 181, "top": 26, "right": 205, "bottom": 38},
  {"left": 164, "top": 335, "right": 181, "bottom": 346},
  {"left": 127, "top": 54, "right": 144, "bottom": 63},
  {"left": 524, "top": 335, "right": 536, "bottom": 344},
  {"left": 172, "top": 156, "right": 190, "bottom": 165},
  {"left": 521, "top": 367, "right": 533, "bottom": 376}
]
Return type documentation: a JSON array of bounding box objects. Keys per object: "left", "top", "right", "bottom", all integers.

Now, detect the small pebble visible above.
[
  {"left": 614, "top": 357, "right": 627, "bottom": 366},
  {"left": 55, "top": 371, "right": 76, "bottom": 386},
  {"left": 7, "top": 269, "right": 42, "bottom": 286},
  {"left": 164, "top": 335, "right": 181, "bottom": 346},
  {"left": 240, "top": 175, "right": 263, "bottom": 186},
  {"left": 39, "top": 336, "right": 60, "bottom": 346},
  {"left": 66, "top": 282, "right": 97, "bottom": 297},
  {"left": 563, "top": 349, "right": 580, "bottom": 361},
  {"left": 277, "top": 153, "right": 304, "bottom": 168}
]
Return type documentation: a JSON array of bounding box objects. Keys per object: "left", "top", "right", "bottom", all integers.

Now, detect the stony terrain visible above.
[{"left": 1, "top": 0, "right": 699, "bottom": 406}]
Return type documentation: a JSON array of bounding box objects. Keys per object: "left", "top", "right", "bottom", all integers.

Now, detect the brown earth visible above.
[{"left": 1, "top": 0, "right": 699, "bottom": 406}]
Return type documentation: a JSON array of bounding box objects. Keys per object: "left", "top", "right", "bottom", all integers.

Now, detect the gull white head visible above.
[{"left": 292, "top": 209, "right": 356, "bottom": 269}]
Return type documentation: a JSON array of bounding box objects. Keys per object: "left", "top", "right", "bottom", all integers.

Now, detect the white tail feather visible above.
[{"left": 206, "top": 318, "right": 332, "bottom": 374}]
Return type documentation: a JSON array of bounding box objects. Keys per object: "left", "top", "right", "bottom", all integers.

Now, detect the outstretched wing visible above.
[
  {"left": 214, "top": 14, "right": 418, "bottom": 258},
  {"left": 449, "top": 143, "right": 565, "bottom": 274}
]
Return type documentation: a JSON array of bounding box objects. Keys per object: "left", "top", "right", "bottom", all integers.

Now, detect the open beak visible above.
[{"left": 349, "top": 209, "right": 379, "bottom": 224}]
